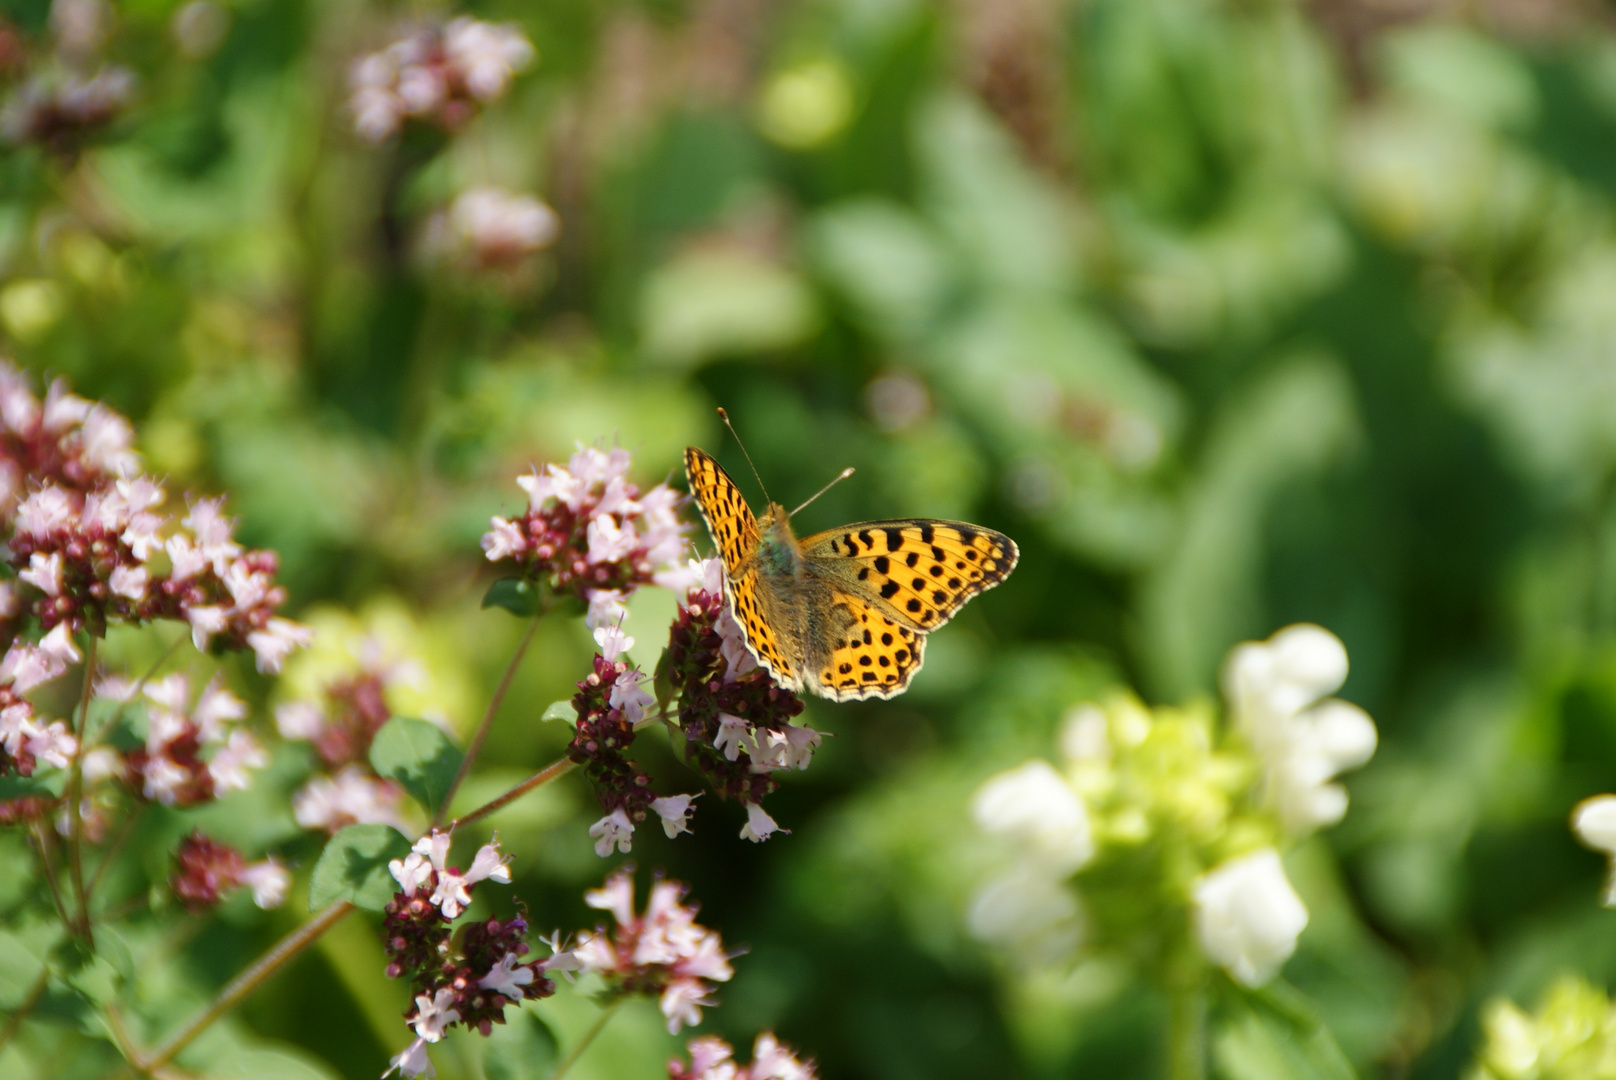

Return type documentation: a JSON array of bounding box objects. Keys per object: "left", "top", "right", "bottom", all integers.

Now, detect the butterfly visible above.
[{"left": 685, "top": 446, "right": 1018, "bottom": 701}]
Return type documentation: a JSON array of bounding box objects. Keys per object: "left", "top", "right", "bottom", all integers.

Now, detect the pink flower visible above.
[
  {"left": 588, "top": 807, "right": 635, "bottom": 857},
  {"left": 739, "top": 802, "right": 786, "bottom": 844},
  {"left": 651, "top": 794, "right": 698, "bottom": 838}
]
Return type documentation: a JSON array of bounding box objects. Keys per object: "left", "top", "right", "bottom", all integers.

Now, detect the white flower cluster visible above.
[
  {"left": 0, "top": 638, "right": 78, "bottom": 772},
  {"left": 388, "top": 829, "right": 511, "bottom": 920},
  {"left": 968, "top": 624, "right": 1375, "bottom": 989},
  {"left": 968, "top": 760, "right": 1091, "bottom": 966},
  {"left": 427, "top": 186, "right": 560, "bottom": 269},
  {"left": 348, "top": 17, "right": 534, "bottom": 142},
  {"left": 576, "top": 869, "right": 735, "bottom": 1034},
  {"left": 127, "top": 673, "right": 266, "bottom": 806},
  {"left": 0, "top": 368, "right": 137, "bottom": 511},
  {"left": 291, "top": 764, "right": 407, "bottom": 834},
  {"left": 1223, "top": 624, "right": 1378, "bottom": 835},
  {"left": 673, "top": 1033, "right": 819, "bottom": 1080}
]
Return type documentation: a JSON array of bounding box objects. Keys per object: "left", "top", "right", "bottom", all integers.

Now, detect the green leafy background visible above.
[{"left": 4, "top": 0, "right": 1616, "bottom": 1076}]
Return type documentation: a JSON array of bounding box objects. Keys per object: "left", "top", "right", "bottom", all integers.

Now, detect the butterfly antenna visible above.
[
  {"left": 789, "top": 466, "right": 856, "bottom": 519},
  {"left": 716, "top": 407, "right": 773, "bottom": 504}
]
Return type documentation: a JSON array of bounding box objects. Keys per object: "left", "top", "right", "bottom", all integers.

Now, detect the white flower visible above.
[
  {"left": 6, "top": 640, "right": 67, "bottom": 688},
  {"left": 589, "top": 808, "right": 635, "bottom": 857},
  {"left": 609, "top": 668, "right": 654, "bottom": 724},
  {"left": 972, "top": 760, "right": 1094, "bottom": 875},
  {"left": 193, "top": 680, "right": 247, "bottom": 742},
  {"left": 585, "top": 513, "right": 638, "bottom": 565},
  {"left": 778, "top": 724, "right": 821, "bottom": 770},
  {"left": 384, "top": 1037, "right": 436, "bottom": 1079},
  {"left": 1223, "top": 625, "right": 1376, "bottom": 835},
  {"left": 481, "top": 516, "right": 525, "bottom": 561},
  {"left": 141, "top": 754, "right": 191, "bottom": 805},
  {"left": 714, "top": 606, "right": 757, "bottom": 680},
  {"left": 275, "top": 701, "right": 325, "bottom": 741},
  {"left": 444, "top": 17, "right": 534, "bottom": 100},
  {"left": 739, "top": 801, "right": 786, "bottom": 843},
  {"left": 1574, "top": 795, "right": 1616, "bottom": 905},
  {"left": 247, "top": 618, "right": 312, "bottom": 674},
  {"left": 1191, "top": 848, "right": 1308, "bottom": 987},
  {"left": 651, "top": 794, "right": 698, "bottom": 838},
  {"left": 208, "top": 730, "right": 266, "bottom": 793},
  {"left": 592, "top": 623, "right": 633, "bottom": 661},
  {"left": 660, "top": 977, "right": 713, "bottom": 1034},
  {"left": 410, "top": 987, "right": 461, "bottom": 1042},
  {"left": 109, "top": 564, "right": 148, "bottom": 601},
  {"left": 448, "top": 186, "right": 559, "bottom": 263},
  {"left": 15, "top": 486, "right": 75, "bottom": 538},
  {"left": 584, "top": 868, "right": 636, "bottom": 925},
  {"left": 967, "top": 863, "right": 1084, "bottom": 967},
  {"left": 24, "top": 721, "right": 76, "bottom": 769},
  {"left": 296, "top": 766, "right": 403, "bottom": 832},
  {"left": 19, "top": 552, "right": 63, "bottom": 596},
  {"left": 240, "top": 860, "right": 290, "bottom": 909},
  {"left": 478, "top": 951, "right": 535, "bottom": 998},
  {"left": 714, "top": 714, "right": 753, "bottom": 762},
  {"left": 519, "top": 464, "right": 583, "bottom": 512},
  {"left": 186, "top": 605, "right": 228, "bottom": 651},
  {"left": 585, "top": 589, "right": 628, "bottom": 630}
]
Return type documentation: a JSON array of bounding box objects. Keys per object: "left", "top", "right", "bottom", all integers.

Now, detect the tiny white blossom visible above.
[
  {"left": 1574, "top": 794, "right": 1616, "bottom": 905},
  {"left": 585, "top": 589, "right": 628, "bottom": 631},
  {"left": 276, "top": 701, "right": 326, "bottom": 741},
  {"left": 1192, "top": 848, "right": 1308, "bottom": 988},
  {"left": 651, "top": 793, "right": 698, "bottom": 838},
  {"left": 409, "top": 988, "right": 460, "bottom": 1043},
  {"left": 714, "top": 714, "right": 753, "bottom": 762},
  {"left": 247, "top": 618, "right": 312, "bottom": 674},
  {"left": 39, "top": 620, "right": 80, "bottom": 662},
  {"left": 478, "top": 951, "right": 535, "bottom": 998},
  {"left": 481, "top": 516, "right": 525, "bottom": 561},
  {"left": 208, "top": 730, "right": 266, "bottom": 793},
  {"left": 660, "top": 978, "right": 714, "bottom": 1034},
  {"left": 585, "top": 514, "right": 637, "bottom": 565},
  {"left": 109, "top": 563, "right": 148, "bottom": 601},
  {"left": 589, "top": 808, "right": 635, "bottom": 857},
  {"left": 593, "top": 623, "right": 633, "bottom": 661},
  {"left": 609, "top": 668, "right": 654, "bottom": 724},
  {"left": 240, "top": 860, "right": 290, "bottom": 909},
  {"left": 384, "top": 1037, "right": 436, "bottom": 1079},
  {"left": 186, "top": 605, "right": 229, "bottom": 651},
  {"left": 25, "top": 721, "right": 76, "bottom": 769},
  {"left": 739, "top": 801, "right": 786, "bottom": 843},
  {"left": 972, "top": 760, "right": 1094, "bottom": 875},
  {"left": 19, "top": 551, "right": 63, "bottom": 596}
]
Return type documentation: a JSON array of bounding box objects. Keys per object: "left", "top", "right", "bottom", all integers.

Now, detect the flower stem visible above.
[
  {"left": 434, "top": 612, "right": 542, "bottom": 827},
  {"left": 453, "top": 755, "right": 576, "bottom": 830},
  {"left": 142, "top": 901, "right": 355, "bottom": 1071},
  {"left": 549, "top": 998, "right": 622, "bottom": 1080},
  {"left": 30, "top": 822, "right": 73, "bottom": 931},
  {"left": 65, "top": 633, "right": 97, "bottom": 946},
  {"left": 0, "top": 965, "right": 50, "bottom": 1052},
  {"left": 1168, "top": 974, "right": 1208, "bottom": 1080}
]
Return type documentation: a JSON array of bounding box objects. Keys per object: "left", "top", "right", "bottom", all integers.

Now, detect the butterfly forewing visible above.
[
  {"left": 684, "top": 447, "right": 804, "bottom": 691},
  {"left": 810, "top": 594, "right": 926, "bottom": 701},
  {"left": 799, "top": 520, "right": 1018, "bottom": 632}
]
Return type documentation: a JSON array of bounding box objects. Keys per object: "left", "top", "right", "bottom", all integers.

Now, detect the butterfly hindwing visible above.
[
  {"left": 799, "top": 520, "right": 1018, "bottom": 632},
  {"left": 810, "top": 591, "right": 926, "bottom": 701}
]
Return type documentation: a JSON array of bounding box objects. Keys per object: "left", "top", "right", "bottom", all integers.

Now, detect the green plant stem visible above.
[
  {"left": 434, "top": 612, "right": 542, "bottom": 827},
  {"left": 141, "top": 901, "right": 355, "bottom": 1071},
  {"left": 30, "top": 822, "right": 73, "bottom": 930},
  {"left": 65, "top": 634, "right": 97, "bottom": 946},
  {"left": 1168, "top": 974, "right": 1208, "bottom": 1080},
  {"left": 549, "top": 999, "right": 622, "bottom": 1080},
  {"left": 0, "top": 965, "right": 50, "bottom": 1052},
  {"left": 453, "top": 755, "right": 576, "bottom": 829}
]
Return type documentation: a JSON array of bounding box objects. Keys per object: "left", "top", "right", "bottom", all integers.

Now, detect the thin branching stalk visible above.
[
  {"left": 141, "top": 901, "right": 355, "bottom": 1071},
  {"left": 30, "top": 822, "right": 73, "bottom": 930},
  {"left": 548, "top": 998, "right": 623, "bottom": 1080},
  {"left": 0, "top": 966, "right": 50, "bottom": 1053},
  {"left": 453, "top": 755, "right": 576, "bottom": 829},
  {"left": 434, "top": 611, "right": 542, "bottom": 827},
  {"left": 65, "top": 634, "right": 97, "bottom": 946}
]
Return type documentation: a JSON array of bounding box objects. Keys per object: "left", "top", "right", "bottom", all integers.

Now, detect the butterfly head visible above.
[{"left": 755, "top": 504, "right": 799, "bottom": 576}]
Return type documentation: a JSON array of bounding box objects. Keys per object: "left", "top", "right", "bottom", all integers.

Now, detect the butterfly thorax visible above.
[{"left": 754, "top": 506, "right": 801, "bottom": 580}]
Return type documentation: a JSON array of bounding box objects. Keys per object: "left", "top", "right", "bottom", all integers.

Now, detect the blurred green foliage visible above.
[{"left": 8, "top": 0, "right": 1616, "bottom": 1076}]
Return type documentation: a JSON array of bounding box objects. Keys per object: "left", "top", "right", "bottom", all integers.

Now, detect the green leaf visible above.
[
  {"left": 369, "top": 717, "right": 463, "bottom": 814},
  {"left": 309, "top": 825, "right": 413, "bottom": 912},
  {"left": 483, "top": 577, "right": 539, "bottom": 617},
  {"left": 1213, "top": 981, "right": 1358, "bottom": 1080},
  {"left": 653, "top": 648, "right": 674, "bottom": 714},
  {"left": 0, "top": 771, "right": 66, "bottom": 800},
  {"left": 541, "top": 699, "right": 576, "bottom": 723},
  {"left": 482, "top": 1009, "right": 560, "bottom": 1080},
  {"left": 0, "top": 931, "right": 46, "bottom": 1008}
]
